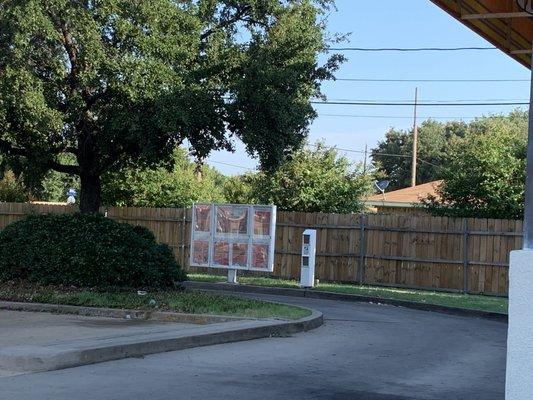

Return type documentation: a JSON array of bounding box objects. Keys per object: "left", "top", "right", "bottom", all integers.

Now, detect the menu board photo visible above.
[{"left": 190, "top": 204, "right": 276, "bottom": 272}]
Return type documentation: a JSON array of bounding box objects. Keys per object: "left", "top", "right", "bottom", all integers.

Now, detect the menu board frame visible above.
[{"left": 189, "top": 203, "right": 277, "bottom": 272}]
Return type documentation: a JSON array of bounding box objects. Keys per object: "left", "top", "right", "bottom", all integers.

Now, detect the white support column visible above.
[
  {"left": 523, "top": 42, "right": 533, "bottom": 250},
  {"left": 506, "top": 251, "right": 533, "bottom": 399},
  {"left": 505, "top": 40, "right": 533, "bottom": 400}
]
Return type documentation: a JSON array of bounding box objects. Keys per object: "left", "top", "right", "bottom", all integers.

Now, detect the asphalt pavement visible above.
[{"left": 0, "top": 294, "right": 507, "bottom": 400}]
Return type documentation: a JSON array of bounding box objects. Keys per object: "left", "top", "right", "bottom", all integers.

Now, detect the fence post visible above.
[
  {"left": 357, "top": 214, "right": 366, "bottom": 284},
  {"left": 180, "top": 209, "right": 187, "bottom": 268},
  {"left": 462, "top": 218, "right": 469, "bottom": 293}
]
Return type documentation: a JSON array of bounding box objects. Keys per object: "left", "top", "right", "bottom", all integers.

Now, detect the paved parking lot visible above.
[
  {"left": 0, "top": 295, "right": 507, "bottom": 400},
  {"left": 0, "top": 310, "right": 194, "bottom": 348}
]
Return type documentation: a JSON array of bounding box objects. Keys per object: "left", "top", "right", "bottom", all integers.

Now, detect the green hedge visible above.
[{"left": 0, "top": 213, "right": 186, "bottom": 288}]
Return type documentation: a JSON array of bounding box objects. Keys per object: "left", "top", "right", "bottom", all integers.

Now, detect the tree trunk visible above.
[
  {"left": 77, "top": 130, "right": 101, "bottom": 213},
  {"left": 79, "top": 172, "right": 101, "bottom": 213}
]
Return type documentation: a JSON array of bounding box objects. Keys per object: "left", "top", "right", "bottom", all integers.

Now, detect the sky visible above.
[{"left": 205, "top": 0, "right": 532, "bottom": 175}]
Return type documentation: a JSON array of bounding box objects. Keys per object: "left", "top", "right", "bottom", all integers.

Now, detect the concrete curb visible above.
[
  {"left": 183, "top": 281, "right": 508, "bottom": 323},
  {"left": 0, "top": 302, "right": 322, "bottom": 373}
]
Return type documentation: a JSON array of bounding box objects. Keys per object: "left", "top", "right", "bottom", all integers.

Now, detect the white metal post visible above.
[{"left": 227, "top": 269, "right": 237, "bottom": 284}]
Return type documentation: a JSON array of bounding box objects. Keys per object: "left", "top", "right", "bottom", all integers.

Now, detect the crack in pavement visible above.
[{"left": 325, "top": 318, "right": 398, "bottom": 323}]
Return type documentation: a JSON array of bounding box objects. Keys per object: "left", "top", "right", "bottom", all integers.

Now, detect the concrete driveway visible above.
[{"left": 0, "top": 294, "right": 507, "bottom": 400}]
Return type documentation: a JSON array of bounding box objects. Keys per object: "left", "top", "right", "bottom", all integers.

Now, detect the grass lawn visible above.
[
  {"left": 0, "top": 281, "right": 310, "bottom": 320},
  {"left": 188, "top": 273, "right": 508, "bottom": 315}
]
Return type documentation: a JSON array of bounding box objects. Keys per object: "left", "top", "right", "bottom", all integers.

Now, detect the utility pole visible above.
[
  {"left": 195, "top": 158, "right": 204, "bottom": 182},
  {"left": 411, "top": 87, "right": 418, "bottom": 187},
  {"left": 363, "top": 143, "right": 368, "bottom": 174}
]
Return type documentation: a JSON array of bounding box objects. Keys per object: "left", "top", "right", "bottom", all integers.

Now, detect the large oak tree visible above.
[{"left": 0, "top": 0, "right": 342, "bottom": 212}]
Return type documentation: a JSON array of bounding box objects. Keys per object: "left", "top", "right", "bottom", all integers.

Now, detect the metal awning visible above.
[
  {"left": 431, "top": 0, "right": 533, "bottom": 249},
  {"left": 430, "top": 0, "right": 533, "bottom": 68}
]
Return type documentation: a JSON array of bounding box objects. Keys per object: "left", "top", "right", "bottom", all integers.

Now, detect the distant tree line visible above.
[
  {"left": 371, "top": 119, "right": 468, "bottom": 190},
  {"left": 371, "top": 109, "right": 528, "bottom": 219},
  {"left": 2, "top": 109, "right": 528, "bottom": 219},
  {"left": 0, "top": 143, "right": 374, "bottom": 214}
]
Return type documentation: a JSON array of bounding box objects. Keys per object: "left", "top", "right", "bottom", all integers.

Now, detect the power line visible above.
[
  {"left": 327, "top": 46, "right": 496, "bottom": 52},
  {"left": 325, "top": 97, "right": 528, "bottom": 103},
  {"left": 335, "top": 78, "right": 529, "bottom": 82},
  {"left": 318, "top": 114, "right": 478, "bottom": 120},
  {"left": 207, "top": 146, "right": 444, "bottom": 174},
  {"left": 371, "top": 152, "right": 443, "bottom": 169},
  {"left": 308, "top": 143, "right": 443, "bottom": 170},
  {"left": 311, "top": 143, "right": 410, "bottom": 157},
  {"left": 207, "top": 160, "right": 255, "bottom": 171},
  {"left": 418, "top": 158, "right": 442, "bottom": 169},
  {"left": 312, "top": 100, "right": 529, "bottom": 107}
]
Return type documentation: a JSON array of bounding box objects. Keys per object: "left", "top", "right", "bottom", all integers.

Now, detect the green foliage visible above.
[
  {"left": 224, "top": 143, "right": 373, "bottom": 213},
  {"left": 371, "top": 119, "right": 467, "bottom": 189},
  {"left": 0, "top": 0, "right": 343, "bottom": 212},
  {"left": 0, "top": 170, "right": 29, "bottom": 202},
  {"left": 39, "top": 169, "right": 80, "bottom": 202},
  {"left": 0, "top": 146, "right": 79, "bottom": 203},
  {"left": 424, "top": 110, "right": 527, "bottom": 219},
  {"left": 0, "top": 167, "right": 79, "bottom": 204},
  {"left": 223, "top": 173, "right": 261, "bottom": 205},
  {"left": 36, "top": 154, "right": 80, "bottom": 202},
  {"left": 0, "top": 213, "right": 185, "bottom": 288},
  {"left": 101, "top": 148, "right": 226, "bottom": 207}
]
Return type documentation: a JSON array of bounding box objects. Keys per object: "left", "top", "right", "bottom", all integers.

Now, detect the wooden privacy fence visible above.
[{"left": 0, "top": 202, "right": 523, "bottom": 296}]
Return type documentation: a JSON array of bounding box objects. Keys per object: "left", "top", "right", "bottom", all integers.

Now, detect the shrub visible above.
[
  {"left": 0, "top": 170, "right": 29, "bottom": 203},
  {"left": 0, "top": 213, "right": 186, "bottom": 288}
]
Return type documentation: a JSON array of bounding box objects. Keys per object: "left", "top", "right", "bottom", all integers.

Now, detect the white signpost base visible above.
[
  {"left": 506, "top": 250, "right": 533, "bottom": 399},
  {"left": 227, "top": 269, "right": 238, "bottom": 284}
]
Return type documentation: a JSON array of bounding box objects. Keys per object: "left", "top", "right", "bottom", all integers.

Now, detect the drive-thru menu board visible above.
[{"left": 190, "top": 204, "right": 277, "bottom": 271}]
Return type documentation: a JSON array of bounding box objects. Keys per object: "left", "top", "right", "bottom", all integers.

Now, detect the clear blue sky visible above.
[{"left": 206, "top": 0, "right": 531, "bottom": 175}]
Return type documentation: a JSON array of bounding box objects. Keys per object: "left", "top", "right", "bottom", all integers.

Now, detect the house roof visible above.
[
  {"left": 366, "top": 180, "right": 442, "bottom": 208},
  {"left": 430, "top": 0, "right": 533, "bottom": 69}
]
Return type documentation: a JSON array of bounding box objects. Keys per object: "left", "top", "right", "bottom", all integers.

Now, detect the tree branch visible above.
[
  {"left": 200, "top": 5, "right": 252, "bottom": 43},
  {"left": 0, "top": 139, "right": 29, "bottom": 158},
  {"left": 60, "top": 25, "right": 78, "bottom": 96},
  {"left": 63, "top": 146, "right": 78, "bottom": 154},
  {"left": 47, "top": 160, "right": 80, "bottom": 175},
  {"left": 49, "top": 144, "right": 78, "bottom": 155},
  {"left": 0, "top": 138, "right": 79, "bottom": 175},
  {"left": 2, "top": 136, "right": 78, "bottom": 157},
  {"left": 43, "top": 7, "right": 105, "bottom": 119},
  {"left": 44, "top": 8, "right": 78, "bottom": 97}
]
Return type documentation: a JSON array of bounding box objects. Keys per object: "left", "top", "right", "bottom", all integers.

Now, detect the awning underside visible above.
[{"left": 431, "top": 0, "right": 533, "bottom": 69}]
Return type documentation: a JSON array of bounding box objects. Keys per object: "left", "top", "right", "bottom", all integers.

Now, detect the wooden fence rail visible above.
[{"left": 0, "top": 202, "right": 522, "bottom": 296}]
